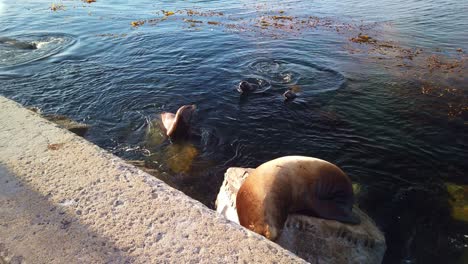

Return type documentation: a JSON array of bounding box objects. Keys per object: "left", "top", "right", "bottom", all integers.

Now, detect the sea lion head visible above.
[
  {"left": 237, "top": 81, "right": 259, "bottom": 94},
  {"left": 161, "top": 104, "right": 196, "bottom": 140},
  {"left": 0, "top": 37, "right": 37, "bottom": 50},
  {"left": 283, "top": 89, "right": 297, "bottom": 101}
]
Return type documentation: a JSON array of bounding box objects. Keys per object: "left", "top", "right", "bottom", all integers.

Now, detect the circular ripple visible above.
[
  {"left": 0, "top": 33, "right": 76, "bottom": 68},
  {"left": 249, "top": 58, "right": 282, "bottom": 75},
  {"left": 248, "top": 57, "right": 346, "bottom": 94}
]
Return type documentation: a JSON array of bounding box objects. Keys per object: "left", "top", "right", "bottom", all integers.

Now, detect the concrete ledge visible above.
[{"left": 0, "top": 97, "right": 305, "bottom": 263}]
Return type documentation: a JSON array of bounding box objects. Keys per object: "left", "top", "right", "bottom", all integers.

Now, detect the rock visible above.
[
  {"left": 216, "top": 167, "right": 386, "bottom": 264},
  {"left": 26, "top": 108, "right": 90, "bottom": 137},
  {"left": 42, "top": 115, "right": 90, "bottom": 137},
  {"left": 445, "top": 182, "right": 468, "bottom": 222}
]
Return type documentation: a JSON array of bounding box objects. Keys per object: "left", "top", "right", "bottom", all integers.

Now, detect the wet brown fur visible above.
[{"left": 236, "top": 156, "right": 355, "bottom": 241}]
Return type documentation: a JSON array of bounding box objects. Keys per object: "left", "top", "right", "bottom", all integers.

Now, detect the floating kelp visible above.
[
  {"left": 350, "top": 34, "right": 375, "bottom": 44},
  {"left": 184, "top": 19, "right": 203, "bottom": 24},
  {"left": 50, "top": 3, "right": 65, "bottom": 12},
  {"left": 131, "top": 20, "right": 145, "bottom": 27},
  {"left": 446, "top": 183, "right": 468, "bottom": 223},
  {"left": 419, "top": 81, "right": 467, "bottom": 119},
  {"left": 162, "top": 10, "right": 175, "bottom": 16},
  {"left": 95, "top": 33, "right": 128, "bottom": 38}
]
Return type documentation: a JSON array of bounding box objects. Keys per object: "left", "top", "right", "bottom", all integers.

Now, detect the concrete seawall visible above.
[{"left": 0, "top": 96, "right": 305, "bottom": 263}]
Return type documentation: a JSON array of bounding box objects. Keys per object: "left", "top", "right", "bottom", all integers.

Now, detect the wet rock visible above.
[
  {"left": 445, "top": 182, "right": 468, "bottom": 222},
  {"left": 27, "top": 108, "right": 89, "bottom": 137},
  {"left": 42, "top": 115, "right": 90, "bottom": 137},
  {"left": 216, "top": 167, "right": 386, "bottom": 264}
]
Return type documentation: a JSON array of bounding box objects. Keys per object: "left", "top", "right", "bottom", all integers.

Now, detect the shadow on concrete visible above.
[{"left": 0, "top": 164, "right": 132, "bottom": 263}]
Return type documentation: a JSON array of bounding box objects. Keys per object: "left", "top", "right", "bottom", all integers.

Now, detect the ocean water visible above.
[{"left": 0, "top": 0, "right": 467, "bottom": 263}]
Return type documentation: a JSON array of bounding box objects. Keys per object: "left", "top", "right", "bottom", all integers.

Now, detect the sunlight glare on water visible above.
[{"left": 0, "top": 1, "right": 5, "bottom": 16}]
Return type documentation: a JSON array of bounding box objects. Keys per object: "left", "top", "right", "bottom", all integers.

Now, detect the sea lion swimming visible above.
[
  {"left": 0, "top": 37, "right": 37, "bottom": 50},
  {"left": 237, "top": 81, "right": 259, "bottom": 94},
  {"left": 160, "top": 105, "right": 196, "bottom": 141},
  {"left": 236, "top": 156, "right": 360, "bottom": 241},
  {"left": 283, "top": 89, "right": 297, "bottom": 101}
]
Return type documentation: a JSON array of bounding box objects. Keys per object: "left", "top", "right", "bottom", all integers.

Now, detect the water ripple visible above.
[{"left": 0, "top": 33, "right": 76, "bottom": 68}]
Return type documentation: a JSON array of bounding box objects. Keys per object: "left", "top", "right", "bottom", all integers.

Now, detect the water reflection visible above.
[{"left": 0, "top": 0, "right": 467, "bottom": 263}]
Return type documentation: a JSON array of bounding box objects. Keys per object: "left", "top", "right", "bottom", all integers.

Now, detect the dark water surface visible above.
[{"left": 1, "top": 0, "right": 467, "bottom": 263}]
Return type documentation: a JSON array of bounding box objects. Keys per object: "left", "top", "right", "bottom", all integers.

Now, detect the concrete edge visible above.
[{"left": 0, "top": 96, "right": 306, "bottom": 263}]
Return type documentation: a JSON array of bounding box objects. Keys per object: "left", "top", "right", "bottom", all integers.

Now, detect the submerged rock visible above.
[
  {"left": 445, "top": 182, "right": 468, "bottom": 223},
  {"left": 42, "top": 115, "right": 90, "bottom": 137},
  {"left": 27, "top": 108, "right": 90, "bottom": 137},
  {"left": 163, "top": 143, "right": 199, "bottom": 174},
  {"left": 216, "top": 167, "right": 386, "bottom": 264}
]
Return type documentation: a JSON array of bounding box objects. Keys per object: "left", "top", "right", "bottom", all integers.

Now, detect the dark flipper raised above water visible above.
[{"left": 0, "top": 37, "right": 37, "bottom": 50}]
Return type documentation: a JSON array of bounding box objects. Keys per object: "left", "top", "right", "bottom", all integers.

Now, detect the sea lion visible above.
[
  {"left": 283, "top": 89, "right": 297, "bottom": 101},
  {"left": 0, "top": 37, "right": 37, "bottom": 50},
  {"left": 160, "top": 105, "right": 196, "bottom": 140},
  {"left": 236, "top": 156, "right": 359, "bottom": 241},
  {"left": 237, "top": 81, "right": 259, "bottom": 94}
]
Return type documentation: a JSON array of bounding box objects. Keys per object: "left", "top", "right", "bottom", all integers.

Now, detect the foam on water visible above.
[{"left": 0, "top": 34, "right": 76, "bottom": 68}]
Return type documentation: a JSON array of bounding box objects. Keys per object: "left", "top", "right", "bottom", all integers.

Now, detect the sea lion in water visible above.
[
  {"left": 237, "top": 81, "right": 259, "bottom": 94},
  {"left": 161, "top": 105, "right": 196, "bottom": 140},
  {"left": 0, "top": 37, "right": 37, "bottom": 50},
  {"left": 236, "top": 156, "right": 360, "bottom": 241},
  {"left": 283, "top": 89, "right": 297, "bottom": 101}
]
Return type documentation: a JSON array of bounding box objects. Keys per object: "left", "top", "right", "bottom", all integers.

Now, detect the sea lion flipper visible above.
[
  {"left": 312, "top": 199, "right": 360, "bottom": 225},
  {"left": 179, "top": 105, "right": 195, "bottom": 124},
  {"left": 161, "top": 112, "right": 176, "bottom": 129},
  {"left": 160, "top": 105, "right": 196, "bottom": 140}
]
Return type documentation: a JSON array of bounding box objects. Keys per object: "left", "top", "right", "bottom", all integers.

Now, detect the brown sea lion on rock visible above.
[
  {"left": 236, "top": 156, "right": 359, "bottom": 241},
  {"left": 161, "top": 105, "right": 196, "bottom": 140}
]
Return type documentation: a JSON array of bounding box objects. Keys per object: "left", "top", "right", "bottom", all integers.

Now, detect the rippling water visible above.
[{"left": 1, "top": 0, "right": 467, "bottom": 263}]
